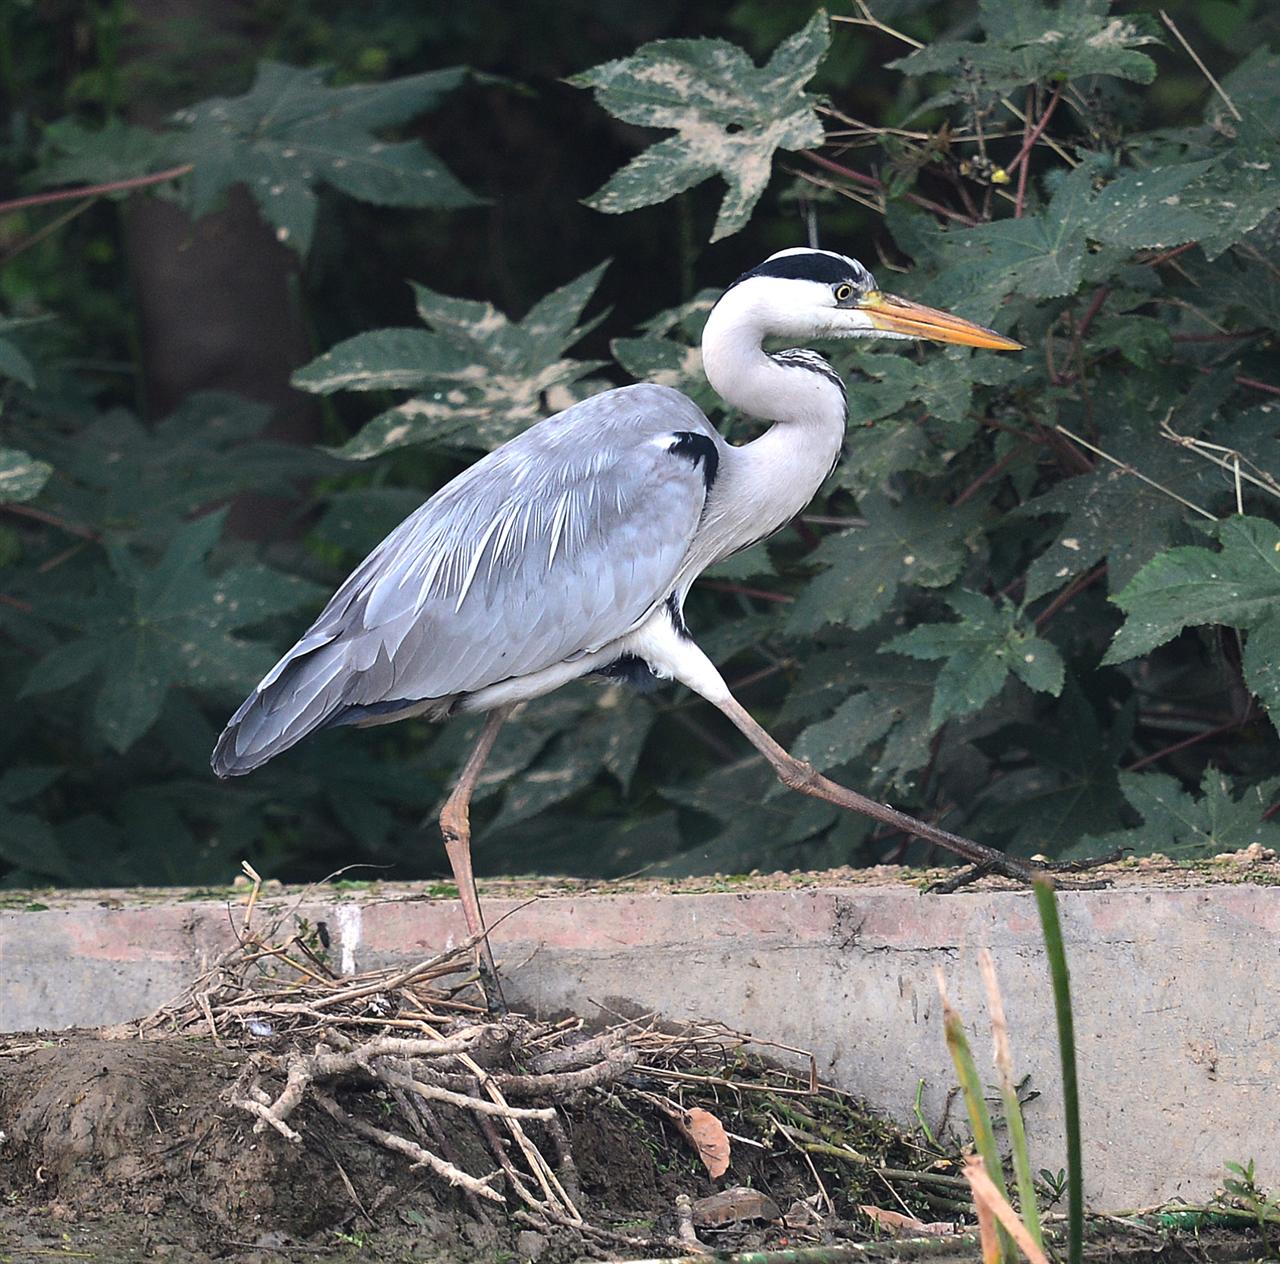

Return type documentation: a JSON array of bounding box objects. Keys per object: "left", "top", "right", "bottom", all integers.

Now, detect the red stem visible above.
[
  {"left": 802, "top": 151, "right": 977, "bottom": 227},
  {"left": 952, "top": 445, "right": 1027, "bottom": 507},
  {"left": 1125, "top": 717, "right": 1243, "bottom": 772},
  {"left": 697, "top": 579, "right": 794, "bottom": 604},
  {"left": 1144, "top": 241, "right": 1197, "bottom": 268},
  {"left": 1236, "top": 375, "right": 1280, "bottom": 399},
  {"left": 1075, "top": 286, "right": 1110, "bottom": 341},
  {"left": 0, "top": 163, "right": 194, "bottom": 217},
  {"left": 1033, "top": 563, "right": 1108, "bottom": 631},
  {"left": 1, "top": 503, "right": 97, "bottom": 539}
]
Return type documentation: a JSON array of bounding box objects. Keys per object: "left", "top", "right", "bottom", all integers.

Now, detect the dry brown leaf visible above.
[
  {"left": 663, "top": 1104, "right": 731, "bottom": 1178},
  {"left": 964, "top": 1153, "right": 1050, "bottom": 1264},
  {"left": 859, "top": 1205, "right": 956, "bottom": 1237}
]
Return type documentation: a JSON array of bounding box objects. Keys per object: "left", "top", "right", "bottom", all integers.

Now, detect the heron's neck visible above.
[
  {"left": 696, "top": 311, "right": 848, "bottom": 560},
  {"left": 702, "top": 312, "right": 848, "bottom": 436}
]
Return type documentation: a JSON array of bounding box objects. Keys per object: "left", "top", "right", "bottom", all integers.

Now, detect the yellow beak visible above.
[{"left": 859, "top": 291, "right": 1023, "bottom": 350}]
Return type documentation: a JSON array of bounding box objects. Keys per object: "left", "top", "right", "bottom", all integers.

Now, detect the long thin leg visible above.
[
  {"left": 713, "top": 693, "right": 1114, "bottom": 887},
  {"left": 652, "top": 629, "right": 1112, "bottom": 888},
  {"left": 439, "top": 705, "right": 511, "bottom": 1014}
]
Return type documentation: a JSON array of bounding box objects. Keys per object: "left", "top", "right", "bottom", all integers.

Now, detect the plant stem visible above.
[
  {"left": 941, "top": 991, "right": 1014, "bottom": 1261},
  {"left": 0, "top": 163, "right": 194, "bottom": 216},
  {"left": 1034, "top": 880, "right": 1083, "bottom": 1264}
]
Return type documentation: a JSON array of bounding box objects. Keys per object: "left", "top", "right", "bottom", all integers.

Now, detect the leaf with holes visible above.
[
  {"left": 21, "top": 512, "right": 327, "bottom": 753},
  {"left": 674, "top": 1107, "right": 731, "bottom": 1179},
  {"left": 295, "top": 265, "right": 609, "bottom": 456},
  {"left": 787, "top": 493, "right": 985, "bottom": 635},
  {"left": 1078, "top": 769, "right": 1280, "bottom": 860},
  {"left": 884, "top": 590, "right": 1064, "bottom": 728},
  {"left": 1018, "top": 400, "right": 1223, "bottom": 602},
  {"left": 572, "top": 11, "right": 829, "bottom": 241},
  {"left": 172, "top": 62, "right": 480, "bottom": 253}
]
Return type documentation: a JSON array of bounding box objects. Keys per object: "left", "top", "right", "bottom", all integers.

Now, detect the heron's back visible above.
[{"left": 212, "top": 384, "right": 720, "bottom": 776}]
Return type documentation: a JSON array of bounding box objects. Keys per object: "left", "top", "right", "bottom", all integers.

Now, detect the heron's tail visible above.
[{"left": 211, "top": 637, "right": 351, "bottom": 777}]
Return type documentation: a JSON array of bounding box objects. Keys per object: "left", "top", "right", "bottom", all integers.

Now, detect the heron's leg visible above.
[
  {"left": 439, "top": 705, "right": 511, "bottom": 1015},
  {"left": 710, "top": 693, "right": 1116, "bottom": 888}
]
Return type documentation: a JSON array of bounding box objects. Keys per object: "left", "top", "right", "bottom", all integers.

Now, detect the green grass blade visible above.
[
  {"left": 979, "top": 951, "right": 1044, "bottom": 1251},
  {"left": 942, "top": 999, "right": 1013, "bottom": 1261},
  {"left": 1034, "top": 878, "right": 1083, "bottom": 1264}
]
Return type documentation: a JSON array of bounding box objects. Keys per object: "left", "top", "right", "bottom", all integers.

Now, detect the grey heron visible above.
[{"left": 212, "top": 248, "right": 1031, "bottom": 1000}]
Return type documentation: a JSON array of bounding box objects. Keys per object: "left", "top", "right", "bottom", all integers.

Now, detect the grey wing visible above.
[{"left": 212, "top": 384, "right": 720, "bottom": 775}]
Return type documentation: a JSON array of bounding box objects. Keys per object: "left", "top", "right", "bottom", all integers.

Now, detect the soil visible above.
[
  {"left": 2, "top": 1032, "right": 1271, "bottom": 1264},
  {"left": 0, "top": 1029, "right": 911, "bottom": 1263}
]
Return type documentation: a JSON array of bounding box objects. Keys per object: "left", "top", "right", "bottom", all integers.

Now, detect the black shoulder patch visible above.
[
  {"left": 666, "top": 592, "right": 691, "bottom": 640},
  {"left": 667, "top": 431, "right": 720, "bottom": 492},
  {"left": 593, "top": 654, "right": 662, "bottom": 693}
]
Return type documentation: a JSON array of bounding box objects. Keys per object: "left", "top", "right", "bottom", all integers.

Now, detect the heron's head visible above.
[{"left": 714, "top": 247, "right": 1021, "bottom": 351}]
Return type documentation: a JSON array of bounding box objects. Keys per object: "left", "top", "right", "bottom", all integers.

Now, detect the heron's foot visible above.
[{"left": 927, "top": 848, "right": 1125, "bottom": 895}]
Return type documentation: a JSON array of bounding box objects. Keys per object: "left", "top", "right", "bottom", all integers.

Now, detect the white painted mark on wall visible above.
[{"left": 335, "top": 904, "right": 362, "bottom": 975}]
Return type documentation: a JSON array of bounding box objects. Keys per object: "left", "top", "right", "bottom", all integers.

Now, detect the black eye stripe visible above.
[{"left": 722, "top": 251, "right": 875, "bottom": 295}]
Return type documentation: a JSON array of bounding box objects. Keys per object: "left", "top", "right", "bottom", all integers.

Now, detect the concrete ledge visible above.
[{"left": 2, "top": 870, "right": 1278, "bottom": 1209}]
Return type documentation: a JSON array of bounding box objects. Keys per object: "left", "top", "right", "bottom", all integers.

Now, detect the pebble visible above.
[{"left": 516, "top": 1229, "right": 548, "bottom": 1259}]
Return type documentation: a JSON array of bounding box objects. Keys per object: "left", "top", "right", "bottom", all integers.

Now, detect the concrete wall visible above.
[{"left": 2, "top": 879, "right": 1277, "bottom": 1208}]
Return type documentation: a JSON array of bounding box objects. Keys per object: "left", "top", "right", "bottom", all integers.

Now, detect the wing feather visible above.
[{"left": 212, "top": 384, "right": 720, "bottom": 774}]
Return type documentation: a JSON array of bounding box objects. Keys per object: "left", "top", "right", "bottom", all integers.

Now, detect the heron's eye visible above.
[{"left": 834, "top": 283, "right": 855, "bottom": 303}]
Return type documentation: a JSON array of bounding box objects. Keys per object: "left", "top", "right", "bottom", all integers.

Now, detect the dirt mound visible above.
[
  {"left": 0, "top": 1029, "right": 869, "bottom": 1261},
  {"left": 1, "top": 1037, "right": 438, "bottom": 1239}
]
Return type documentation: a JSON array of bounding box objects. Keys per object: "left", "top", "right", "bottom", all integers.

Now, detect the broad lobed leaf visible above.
[{"left": 572, "top": 11, "right": 829, "bottom": 240}]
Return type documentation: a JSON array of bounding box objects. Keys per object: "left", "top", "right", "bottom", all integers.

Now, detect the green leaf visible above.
[
  {"left": 0, "top": 448, "right": 52, "bottom": 504},
  {"left": 976, "top": 682, "right": 1131, "bottom": 854},
  {"left": 572, "top": 11, "right": 829, "bottom": 241},
  {"left": 947, "top": 162, "right": 1100, "bottom": 312},
  {"left": 0, "top": 334, "right": 36, "bottom": 389},
  {"left": 1100, "top": 769, "right": 1280, "bottom": 859},
  {"left": 1088, "top": 314, "right": 1173, "bottom": 367},
  {"left": 891, "top": 0, "right": 1157, "bottom": 102},
  {"left": 489, "top": 692, "right": 655, "bottom": 830},
  {"left": 23, "top": 512, "right": 328, "bottom": 753},
  {"left": 299, "top": 264, "right": 610, "bottom": 457},
  {"left": 1105, "top": 515, "right": 1280, "bottom": 665},
  {"left": 788, "top": 492, "right": 985, "bottom": 635},
  {"left": 884, "top": 590, "right": 1064, "bottom": 727},
  {"left": 783, "top": 637, "right": 939, "bottom": 791},
  {"left": 1241, "top": 613, "right": 1280, "bottom": 726},
  {"left": 1087, "top": 162, "right": 1215, "bottom": 250},
  {"left": 35, "top": 393, "right": 332, "bottom": 548},
  {"left": 1019, "top": 408, "right": 1221, "bottom": 602},
  {"left": 37, "top": 117, "right": 178, "bottom": 190},
  {"left": 172, "top": 62, "right": 479, "bottom": 253}
]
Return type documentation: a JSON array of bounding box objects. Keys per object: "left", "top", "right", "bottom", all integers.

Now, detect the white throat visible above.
[
  {"left": 700, "top": 294, "right": 848, "bottom": 431},
  {"left": 689, "top": 286, "right": 850, "bottom": 573}
]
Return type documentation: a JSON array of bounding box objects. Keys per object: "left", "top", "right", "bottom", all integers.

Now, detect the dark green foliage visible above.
[{"left": 2, "top": 0, "right": 1279, "bottom": 888}]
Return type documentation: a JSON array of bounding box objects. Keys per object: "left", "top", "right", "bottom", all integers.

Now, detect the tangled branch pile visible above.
[{"left": 127, "top": 887, "right": 832, "bottom": 1252}]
